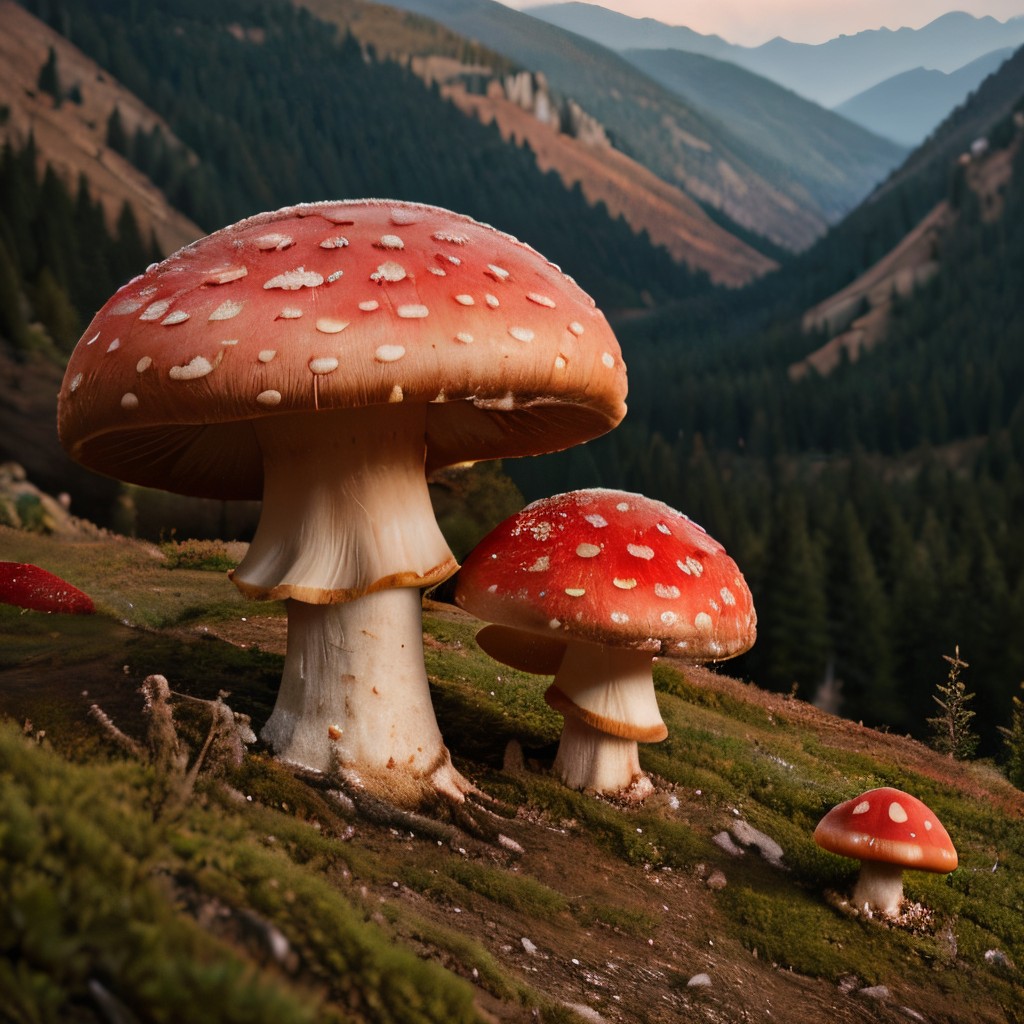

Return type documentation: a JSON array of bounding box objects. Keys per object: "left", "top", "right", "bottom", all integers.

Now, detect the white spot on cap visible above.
[
  {"left": 397, "top": 304, "right": 428, "bottom": 319},
  {"left": 110, "top": 298, "right": 143, "bottom": 315},
  {"left": 614, "top": 578, "right": 637, "bottom": 590},
  {"left": 487, "top": 264, "right": 510, "bottom": 281},
  {"left": 509, "top": 326, "right": 534, "bottom": 342},
  {"left": 602, "top": 352, "right": 615, "bottom": 368},
  {"left": 319, "top": 236, "right": 349, "bottom": 249},
  {"left": 390, "top": 208, "right": 420, "bottom": 225},
  {"left": 433, "top": 230, "right": 469, "bottom": 244},
  {"left": 256, "top": 390, "right": 282, "bottom": 406},
  {"left": 527, "top": 293, "right": 556, "bottom": 308},
  {"left": 278, "top": 307, "right": 303, "bottom": 320},
  {"left": 678, "top": 557, "right": 704, "bottom": 576},
  {"left": 628, "top": 544, "right": 655, "bottom": 560},
  {"left": 531, "top": 521, "right": 553, "bottom": 541},
  {"left": 378, "top": 234, "right": 404, "bottom": 249},
  {"left": 359, "top": 300, "right": 380, "bottom": 312},
  {"left": 136, "top": 357, "right": 152, "bottom": 373},
  {"left": 169, "top": 356, "right": 215, "bottom": 381},
  {"left": 389, "top": 385, "right": 404, "bottom": 403},
  {"left": 655, "top": 584, "right": 680, "bottom": 599},
  {"left": 254, "top": 232, "right": 293, "bottom": 250},
  {"left": 616, "top": 502, "right": 630, "bottom": 511},
  {"left": 140, "top": 299, "right": 171, "bottom": 322},
  {"left": 888, "top": 801, "right": 909, "bottom": 823},
  {"left": 327, "top": 270, "right": 343, "bottom": 284},
  {"left": 694, "top": 612, "right": 713, "bottom": 632},
  {"left": 661, "top": 611, "right": 678, "bottom": 625},
  {"left": 309, "top": 357, "right": 339, "bottom": 374},
  {"left": 209, "top": 299, "right": 244, "bottom": 321},
  {"left": 161, "top": 310, "right": 189, "bottom": 326},
  {"left": 455, "top": 332, "right": 474, "bottom": 344},
  {"left": 576, "top": 543, "right": 601, "bottom": 558},
  {"left": 371, "top": 261, "right": 407, "bottom": 283},
  {"left": 585, "top": 514, "right": 608, "bottom": 528},
  {"left": 568, "top": 321, "right": 584, "bottom": 336},
  {"left": 429, "top": 267, "right": 447, "bottom": 277},
  {"left": 120, "top": 392, "right": 138, "bottom": 409},
  {"left": 375, "top": 345, "right": 406, "bottom": 363},
  {"left": 657, "top": 523, "right": 671, "bottom": 535},
  {"left": 610, "top": 611, "right": 630, "bottom": 624},
  {"left": 554, "top": 355, "right": 567, "bottom": 369},
  {"left": 264, "top": 267, "right": 323, "bottom": 290},
  {"left": 106, "top": 338, "right": 121, "bottom": 353},
  {"left": 69, "top": 373, "right": 83, "bottom": 392},
  {"left": 720, "top": 588, "right": 736, "bottom": 606},
  {"left": 221, "top": 339, "right": 238, "bottom": 346},
  {"left": 565, "top": 587, "right": 586, "bottom": 597},
  {"left": 205, "top": 265, "right": 247, "bottom": 285},
  {"left": 455, "top": 294, "right": 474, "bottom": 306},
  {"left": 548, "top": 618, "right": 561, "bottom": 630},
  {"left": 528, "top": 556, "right": 550, "bottom": 572},
  {"left": 924, "top": 820, "right": 933, "bottom": 830},
  {"left": 258, "top": 350, "right": 276, "bottom": 363},
  {"left": 485, "top": 294, "right": 500, "bottom": 308},
  {"left": 852, "top": 800, "right": 871, "bottom": 815},
  {"left": 316, "top": 317, "right": 349, "bottom": 334}
]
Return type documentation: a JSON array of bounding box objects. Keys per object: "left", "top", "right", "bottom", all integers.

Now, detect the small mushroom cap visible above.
[
  {"left": 58, "top": 200, "right": 627, "bottom": 499},
  {"left": 813, "top": 787, "right": 958, "bottom": 873},
  {"left": 455, "top": 489, "right": 756, "bottom": 660}
]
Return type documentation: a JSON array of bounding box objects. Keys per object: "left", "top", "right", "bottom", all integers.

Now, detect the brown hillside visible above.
[{"left": 0, "top": 0, "right": 202, "bottom": 256}]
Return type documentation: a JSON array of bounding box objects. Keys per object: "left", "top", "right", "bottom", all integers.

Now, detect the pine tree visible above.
[
  {"left": 998, "top": 683, "right": 1024, "bottom": 788},
  {"left": 37, "top": 46, "right": 62, "bottom": 107},
  {"left": 927, "top": 647, "right": 979, "bottom": 760}
]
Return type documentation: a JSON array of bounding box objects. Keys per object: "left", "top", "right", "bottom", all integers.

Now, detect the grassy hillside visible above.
[{"left": 1, "top": 522, "right": 1022, "bottom": 1022}]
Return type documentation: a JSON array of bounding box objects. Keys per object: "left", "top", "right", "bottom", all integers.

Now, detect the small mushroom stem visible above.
[
  {"left": 852, "top": 860, "right": 905, "bottom": 916},
  {"left": 552, "top": 715, "right": 652, "bottom": 798},
  {"left": 263, "top": 587, "right": 474, "bottom": 804},
  {"left": 544, "top": 641, "right": 667, "bottom": 797}
]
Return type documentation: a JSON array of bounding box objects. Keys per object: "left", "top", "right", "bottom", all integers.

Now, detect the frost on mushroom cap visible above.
[
  {"left": 454, "top": 489, "right": 756, "bottom": 660},
  {"left": 813, "top": 787, "right": 958, "bottom": 873},
  {"left": 57, "top": 200, "right": 627, "bottom": 500}
]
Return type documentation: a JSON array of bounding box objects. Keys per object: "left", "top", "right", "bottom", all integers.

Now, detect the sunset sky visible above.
[{"left": 503, "top": 1, "right": 1024, "bottom": 45}]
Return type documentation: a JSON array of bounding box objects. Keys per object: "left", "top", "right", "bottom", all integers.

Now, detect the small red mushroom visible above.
[
  {"left": 0, "top": 562, "right": 95, "bottom": 614},
  {"left": 813, "top": 786, "right": 958, "bottom": 917},
  {"left": 455, "top": 489, "right": 756, "bottom": 798}
]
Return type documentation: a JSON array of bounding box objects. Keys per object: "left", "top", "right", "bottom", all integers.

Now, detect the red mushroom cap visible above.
[
  {"left": 57, "top": 200, "right": 626, "bottom": 500},
  {"left": 455, "top": 489, "right": 756, "bottom": 661},
  {"left": 813, "top": 787, "right": 958, "bottom": 872},
  {"left": 0, "top": 562, "right": 95, "bottom": 615}
]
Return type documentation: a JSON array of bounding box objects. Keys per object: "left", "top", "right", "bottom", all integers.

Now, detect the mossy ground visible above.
[{"left": 1, "top": 525, "right": 1023, "bottom": 1023}]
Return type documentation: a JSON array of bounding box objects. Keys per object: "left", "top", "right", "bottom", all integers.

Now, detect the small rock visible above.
[
  {"left": 712, "top": 831, "right": 745, "bottom": 857},
  {"left": 985, "top": 948, "right": 1014, "bottom": 969},
  {"left": 521, "top": 937, "right": 538, "bottom": 955},
  {"left": 858, "top": 985, "right": 891, "bottom": 1001},
  {"left": 705, "top": 869, "right": 728, "bottom": 891},
  {"left": 730, "top": 819, "right": 786, "bottom": 869},
  {"left": 687, "top": 973, "right": 712, "bottom": 988}
]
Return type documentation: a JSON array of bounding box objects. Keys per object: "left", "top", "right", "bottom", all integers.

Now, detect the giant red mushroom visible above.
[
  {"left": 57, "top": 200, "right": 627, "bottom": 808},
  {"left": 454, "top": 489, "right": 756, "bottom": 798},
  {"left": 814, "top": 786, "right": 958, "bottom": 917}
]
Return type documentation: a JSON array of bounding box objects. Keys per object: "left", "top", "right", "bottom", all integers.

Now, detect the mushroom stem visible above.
[
  {"left": 552, "top": 715, "right": 653, "bottom": 799},
  {"left": 232, "top": 403, "right": 456, "bottom": 603},
  {"left": 544, "top": 641, "right": 667, "bottom": 796},
  {"left": 852, "top": 860, "right": 905, "bottom": 917},
  {"left": 263, "top": 587, "right": 472, "bottom": 803}
]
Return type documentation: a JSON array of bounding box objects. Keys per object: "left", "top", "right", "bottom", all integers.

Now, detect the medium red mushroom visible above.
[
  {"left": 57, "top": 200, "right": 627, "bottom": 809},
  {"left": 454, "top": 489, "right": 756, "bottom": 798},
  {"left": 0, "top": 562, "right": 95, "bottom": 615},
  {"left": 813, "top": 786, "right": 958, "bottom": 917}
]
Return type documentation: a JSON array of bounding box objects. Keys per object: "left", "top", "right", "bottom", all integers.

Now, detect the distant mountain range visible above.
[
  {"left": 529, "top": 2, "right": 1024, "bottom": 107},
  {"left": 835, "top": 47, "right": 1015, "bottom": 145},
  {"left": 368, "top": 0, "right": 905, "bottom": 250}
]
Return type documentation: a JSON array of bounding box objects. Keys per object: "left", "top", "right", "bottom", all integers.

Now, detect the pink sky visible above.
[{"left": 507, "top": 1, "right": 1024, "bottom": 45}]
